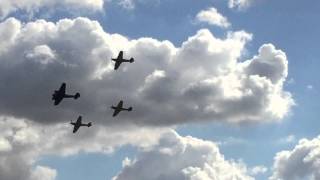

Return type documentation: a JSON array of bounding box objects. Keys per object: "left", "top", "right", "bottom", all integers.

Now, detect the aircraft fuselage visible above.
[
  {"left": 52, "top": 84, "right": 80, "bottom": 106},
  {"left": 111, "top": 106, "right": 131, "bottom": 111}
]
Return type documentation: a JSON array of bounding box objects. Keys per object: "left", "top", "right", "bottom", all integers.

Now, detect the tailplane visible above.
[
  {"left": 74, "top": 93, "right": 80, "bottom": 99},
  {"left": 129, "top": 58, "right": 134, "bottom": 63},
  {"left": 128, "top": 107, "right": 133, "bottom": 111},
  {"left": 87, "top": 122, "right": 92, "bottom": 127}
]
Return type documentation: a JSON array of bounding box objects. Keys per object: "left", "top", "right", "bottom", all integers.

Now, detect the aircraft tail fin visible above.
[
  {"left": 128, "top": 107, "right": 133, "bottom": 111},
  {"left": 129, "top": 58, "right": 134, "bottom": 63},
  {"left": 87, "top": 122, "right": 92, "bottom": 127},
  {"left": 74, "top": 93, "right": 80, "bottom": 99}
]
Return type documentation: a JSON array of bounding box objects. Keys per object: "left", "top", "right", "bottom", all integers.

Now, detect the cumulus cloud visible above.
[
  {"left": 0, "top": 0, "right": 145, "bottom": 19},
  {"left": 0, "top": 116, "right": 50, "bottom": 180},
  {"left": 0, "top": 17, "right": 293, "bottom": 126},
  {"left": 0, "top": 137, "right": 12, "bottom": 152},
  {"left": 270, "top": 136, "right": 320, "bottom": 180},
  {"left": 0, "top": 0, "right": 105, "bottom": 19},
  {"left": 277, "top": 135, "right": 296, "bottom": 145},
  {"left": 249, "top": 165, "right": 268, "bottom": 176},
  {"left": 117, "top": 0, "right": 135, "bottom": 9},
  {"left": 217, "top": 136, "right": 247, "bottom": 146},
  {"left": 30, "top": 166, "right": 57, "bottom": 180},
  {"left": 113, "top": 131, "right": 254, "bottom": 180},
  {"left": 0, "top": 116, "right": 168, "bottom": 180},
  {"left": 307, "top": 85, "right": 313, "bottom": 90},
  {"left": 196, "top": 7, "right": 230, "bottom": 28},
  {"left": 228, "top": 0, "right": 253, "bottom": 11}
]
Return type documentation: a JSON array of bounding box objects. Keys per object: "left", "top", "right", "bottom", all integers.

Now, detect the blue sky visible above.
[{"left": 1, "top": 0, "right": 320, "bottom": 180}]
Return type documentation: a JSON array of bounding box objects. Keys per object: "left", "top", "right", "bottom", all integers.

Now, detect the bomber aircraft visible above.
[{"left": 52, "top": 83, "right": 80, "bottom": 105}]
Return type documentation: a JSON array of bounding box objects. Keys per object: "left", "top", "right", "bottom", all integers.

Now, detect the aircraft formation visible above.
[{"left": 52, "top": 51, "right": 134, "bottom": 133}]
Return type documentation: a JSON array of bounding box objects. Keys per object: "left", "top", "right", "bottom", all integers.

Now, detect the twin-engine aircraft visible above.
[
  {"left": 111, "top": 100, "right": 132, "bottom": 117},
  {"left": 70, "top": 116, "right": 92, "bottom": 133},
  {"left": 52, "top": 83, "right": 80, "bottom": 105},
  {"left": 111, "top": 51, "right": 134, "bottom": 70}
]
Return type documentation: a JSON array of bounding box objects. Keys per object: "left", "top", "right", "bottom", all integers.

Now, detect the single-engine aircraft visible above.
[
  {"left": 111, "top": 100, "right": 132, "bottom": 117},
  {"left": 70, "top": 116, "right": 92, "bottom": 133},
  {"left": 111, "top": 51, "right": 134, "bottom": 70},
  {"left": 52, "top": 83, "right": 80, "bottom": 105}
]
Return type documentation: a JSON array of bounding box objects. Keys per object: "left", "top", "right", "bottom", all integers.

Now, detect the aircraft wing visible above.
[
  {"left": 73, "top": 124, "right": 80, "bottom": 133},
  {"left": 59, "top": 83, "right": 66, "bottom": 94},
  {"left": 117, "top": 100, "right": 123, "bottom": 108},
  {"left": 117, "top": 51, "right": 123, "bottom": 59},
  {"left": 112, "top": 109, "right": 121, "bottom": 117},
  {"left": 54, "top": 97, "right": 63, "bottom": 106},
  {"left": 73, "top": 116, "right": 82, "bottom": 133},
  {"left": 114, "top": 61, "right": 122, "bottom": 70},
  {"left": 112, "top": 101, "right": 123, "bottom": 117},
  {"left": 76, "top": 116, "right": 82, "bottom": 124}
]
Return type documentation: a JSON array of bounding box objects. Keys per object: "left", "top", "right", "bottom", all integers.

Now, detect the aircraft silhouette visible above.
[
  {"left": 111, "top": 51, "right": 134, "bottom": 70},
  {"left": 111, "top": 100, "right": 132, "bottom": 117},
  {"left": 70, "top": 116, "right": 92, "bottom": 133},
  {"left": 52, "top": 83, "right": 80, "bottom": 105}
]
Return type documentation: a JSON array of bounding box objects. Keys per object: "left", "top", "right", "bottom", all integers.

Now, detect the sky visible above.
[{"left": 0, "top": 0, "right": 320, "bottom": 180}]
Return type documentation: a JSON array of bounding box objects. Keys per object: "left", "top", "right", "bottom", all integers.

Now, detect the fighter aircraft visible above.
[
  {"left": 70, "top": 116, "right": 92, "bottom": 133},
  {"left": 111, "top": 100, "right": 132, "bottom": 117},
  {"left": 111, "top": 51, "right": 134, "bottom": 70},
  {"left": 52, "top": 83, "right": 80, "bottom": 105}
]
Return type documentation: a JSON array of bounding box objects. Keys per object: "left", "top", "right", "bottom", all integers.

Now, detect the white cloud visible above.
[
  {"left": 0, "top": 17, "right": 294, "bottom": 126},
  {"left": 277, "top": 135, "right": 296, "bottom": 144},
  {"left": 0, "top": 116, "right": 169, "bottom": 180},
  {"left": 30, "top": 166, "right": 57, "bottom": 180},
  {"left": 196, "top": 7, "right": 231, "bottom": 28},
  {"left": 228, "top": 0, "right": 253, "bottom": 11},
  {"left": 0, "top": 0, "right": 147, "bottom": 19},
  {"left": 0, "top": 0, "right": 104, "bottom": 19},
  {"left": 0, "top": 137, "right": 12, "bottom": 152},
  {"left": 249, "top": 165, "right": 268, "bottom": 176},
  {"left": 0, "top": 3, "right": 298, "bottom": 180},
  {"left": 25, "top": 45, "right": 56, "bottom": 64},
  {"left": 286, "top": 78, "right": 295, "bottom": 85},
  {"left": 0, "top": 16, "right": 295, "bottom": 180},
  {"left": 307, "top": 85, "right": 313, "bottom": 90},
  {"left": 270, "top": 136, "right": 320, "bottom": 180},
  {"left": 117, "top": 0, "right": 135, "bottom": 9},
  {"left": 113, "top": 130, "right": 254, "bottom": 180},
  {"left": 217, "top": 136, "right": 247, "bottom": 146}
]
